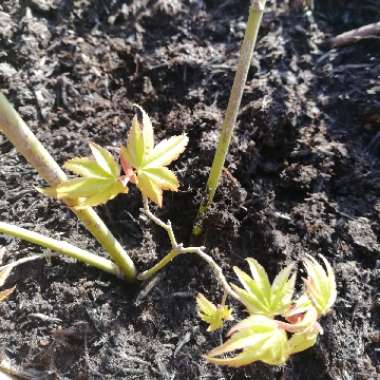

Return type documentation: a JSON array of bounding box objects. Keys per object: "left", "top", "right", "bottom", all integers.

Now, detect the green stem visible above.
[
  {"left": 0, "top": 92, "right": 136, "bottom": 281},
  {"left": 138, "top": 199, "right": 240, "bottom": 300},
  {"left": 137, "top": 249, "right": 178, "bottom": 281},
  {"left": 193, "top": 0, "right": 266, "bottom": 236},
  {"left": 0, "top": 221, "right": 121, "bottom": 277}
]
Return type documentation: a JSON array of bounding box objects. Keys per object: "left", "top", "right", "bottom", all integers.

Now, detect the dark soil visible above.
[{"left": 1, "top": 0, "right": 379, "bottom": 379}]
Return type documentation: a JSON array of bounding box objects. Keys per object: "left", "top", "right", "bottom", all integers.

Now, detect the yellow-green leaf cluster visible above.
[
  {"left": 206, "top": 315, "right": 288, "bottom": 366},
  {"left": 39, "top": 143, "right": 128, "bottom": 209},
  {"left": 202, "top": 255, "right": 337, "bottom": 368},
  {"left": 120, "top": 106, "right": 188, "bottom": 207},
  {"left": 232, "top": 258, "right": 296, "bottom": 317},
  {"left": 205, "top": 311, "right": 320, "bottom": 367},
  {"left": 197, "top": 293, "right": 233, "bottom": 332}
]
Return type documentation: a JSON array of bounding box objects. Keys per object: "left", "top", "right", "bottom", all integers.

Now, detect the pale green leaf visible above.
[
  {"left": 233, "top": 259, "right": 295, "bottom": 317},
  {"left": 124, "top": 115, "right": 145, "bottom": 168},
  {"left": 134, "top": 104, "right": 154, "bottom": 153},
  {"left": 210, "top": 329, "right": 272, "bottom": 357},
  {"left": 63, "top": 157, "right": 110, "bottom": 178},
  {"left": 143, "top": 135, "right": 189, "bottom": 168},
  {"left": 89, "top": 142, "right": 120, "bottom": 177},
  {"left": 304, "top": 255, "right": 337, "bottom": 316},
  {"left": 226, "top": 314, "right": 277, "bottom": 336},
  {"left": 123, "top": 106, "right": 154, "bottom": 169},
  {"left": 39, "top": 143, "right": 127, "bottom": 208},
  {"left": 143, "top": 167, "right": 179, "bottom": 191},
  {"left": 231, "top": 271, "right": 269, "bottom": 315},
  {"left": 54, "top": 178, "right": 112, "bottom": 199},
  {"left": 271, "top": 264, "right": 295, "bottom": 297},
  {"left": 246, "top": 258, "right": 271, "bottom": 298},
  {"left": 230, "top": 284, "right": 265, "bottom": 315},
  {"left": 206, "top": 315, "right": 288, "bottom": 367},
  {"left": 270, "top": 264, "right": 296, "bottom": 314},
  {"left": 74, "top": 181, "right": 127, "bottom": 209},
  {"left": 137, "top": 171, "right": 164, "bottom": 207}
]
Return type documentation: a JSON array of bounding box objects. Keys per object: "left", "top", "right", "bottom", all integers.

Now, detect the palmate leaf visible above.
[
  {"left": 205, "top": 312, "right": 321, "bottom": 368},
  {"left": 206, "top": 315, "right": 289, "bottom": 367},
  {"left": 204, "top": 257, "right": 337, "bottom": 368},
  {"left": 39, "top": 143, "right": 128, "bottom": 209},
  {"left": 196, "top": 293, "right": 233, "bottom": 332},
  {"left": 232, "top": 259, "right": 296, "bottom": 317},
  {"left": 120, "top": 105, "right": 188, "bottom": 207}
]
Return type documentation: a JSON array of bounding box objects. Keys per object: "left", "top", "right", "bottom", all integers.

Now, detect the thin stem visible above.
[
  {"left": 189, "top": 248, "right": 239, "bottom": 301},
  {"left": 0, "top": 252, "right": 56, "bottom": 270},
  {"left": 0, "top": 93, "right": 136, "bottom": 281},
  {"left": 137, "top": 249, "right": 177, "bottom": 281},
  {"left": 138, "top": 198, "right": 239, "bottom": 301},
  {"left": 0, "top": 221, "right": 121, "bottom": 277},
  {"left": 193, "top": 1, "right": 266, "bottom": 236},
  {"left": 142, "top": 197, "right": 178, "bottom": 247}
]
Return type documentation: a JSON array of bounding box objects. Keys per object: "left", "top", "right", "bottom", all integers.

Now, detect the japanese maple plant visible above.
[
  {"left": 0, "top": 103, "right": 336, "bottom": 367},
  {"left": 0, "top": 0, "right": 337, "bottom": 370}
]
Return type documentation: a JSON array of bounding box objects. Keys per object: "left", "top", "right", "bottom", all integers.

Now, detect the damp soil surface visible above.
[{"left": 0, "top": 0, "right": 379, "bottom": 379}]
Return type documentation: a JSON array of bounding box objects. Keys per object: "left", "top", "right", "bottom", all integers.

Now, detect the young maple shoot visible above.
[
  {"left": 40, "top": 105, "right": 189, "bottom": 209},
  {"left": 202, "top": 255, "right": 337, "bottom": 367},
  {"left": 37, "top": 107, "right": 337, "bottom": 368},
  {"left": 197, "top": 293, "right": 233, "bottom": 332},
  {"left": 0, "top": 105, "right": 191, "bottom": 292},
  {"left": 120, "top": 105, "right": 189, "bottom": 207},
  {"left": 1, "top": 100, "right": 337, "bottom": 369},
  {"left": 0, "top": 92, "right": 136, "bottom": 281}
]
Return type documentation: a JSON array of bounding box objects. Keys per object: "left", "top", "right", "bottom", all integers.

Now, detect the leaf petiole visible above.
[{"left": 137, "top": 197, "right": 239, "bottom": 302}]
